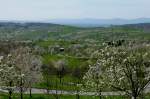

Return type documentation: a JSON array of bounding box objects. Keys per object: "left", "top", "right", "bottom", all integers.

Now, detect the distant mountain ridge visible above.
[
  {"left": 1, "top": 18, "right": 150, "bottom": 27},
  {"left": 47, "top": 18, "right": 150, "bottom": 27}
]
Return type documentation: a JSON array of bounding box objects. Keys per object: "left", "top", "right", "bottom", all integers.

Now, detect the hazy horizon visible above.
[{"left": 0, "top": 0, "right": 150, "bottom": 21}]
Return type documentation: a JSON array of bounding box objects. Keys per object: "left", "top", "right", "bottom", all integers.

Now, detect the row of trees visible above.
[
  {"left": 0, "top": 44, "right": 88, "bottom": 99},
  {"left": 42, "top": 59, "right": 86, "bottom": 99},
  {"left": 83, "top": 45, "right": 150, "bottom": 99},
  {"left": 0, "top": 47, "right": 42, "bottom": 99},
  {"left": 1, "top": 41, "right": 150, "bottom": 99}
]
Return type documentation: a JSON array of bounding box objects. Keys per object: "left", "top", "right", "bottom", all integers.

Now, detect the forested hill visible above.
[
  {"left": 121, "top": 23, "right": 150, "bottom": 32},
  {"left": 0, "top": 22, "right": 150, "bottom": 41},
  {"left": 0, "top": 22, "right": 80, "bottom": 41}
]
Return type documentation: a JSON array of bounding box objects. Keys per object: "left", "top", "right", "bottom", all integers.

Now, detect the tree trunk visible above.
[
  {"left": 20, "top": 78, "right": 23, "bottom": 99},
  {"left": 46, "top": 77, "right": 49, "bottom": 94},
  {"left": 9, "top": 90, "right": 12, "bottom": 99},
  {"left": 21, "top": 87, "right": 23, "bottom": 99},
  {"left": 131, "top": 92, "right": 138, "bottom": 99},
  {"left": 131, "top": 96, "right": 137, "bottom": 99},
  {"left": 29, "top": 88, "right": 32, "bottom": 98},
  {"left": 9, "top": 81, "right": 12, "bottom": 99},
  {"left": 76, "top": 89, "right": 80, "bottom": 99},
  {"left": 99, "top": 90, "right": 102, "bottom": 99},
  {"left": 76, "top": 94, "right": 79, "bottom": 99}
]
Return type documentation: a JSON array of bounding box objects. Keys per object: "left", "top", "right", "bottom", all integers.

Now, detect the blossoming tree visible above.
[
  {"left": 84, "top": 45, "right": 150, "bottom": 99},
  {"left": 0, "top": 55, "right": 19, "bottom": 99},
  {"left": 10, "top": 46, "right": 42, "bottom": 98}
]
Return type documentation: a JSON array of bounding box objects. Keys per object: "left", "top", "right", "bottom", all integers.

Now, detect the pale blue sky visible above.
[{"left": 0, "top": 0, "right": 149, "bottom": 20}]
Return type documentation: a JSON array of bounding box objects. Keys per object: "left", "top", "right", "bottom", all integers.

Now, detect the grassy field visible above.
[
  {"left": 1, "top": 93, "right": 150, "bottom": 99},
  {"left": 33, "top": 75, "right": 79, "bottom": 91},
  {"left": 0, "top": 93, "right": 130, "bottom": 99}
]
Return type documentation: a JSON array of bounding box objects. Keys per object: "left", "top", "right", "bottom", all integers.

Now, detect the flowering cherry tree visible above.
[
  {"left": 0, "top": 46, "right": 42, "bottom": 99},
  {"left": 83, "top": 61, "right": 106, "bottom": 99},
  {"left": 84, "top": 45, "right": 150, "bottom": 99},
  {"left": 10, "top": 46, "right": 42, "bottom": 98},
  {"left": 0, "top": 55, "right": 19, "bottom": 99}
]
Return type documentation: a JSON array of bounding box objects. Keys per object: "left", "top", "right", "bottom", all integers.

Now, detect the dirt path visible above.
[{"left": 0, "top": 87, "right": 150, "bottom": 96}]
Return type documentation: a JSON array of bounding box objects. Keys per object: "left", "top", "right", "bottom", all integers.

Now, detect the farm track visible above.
[{"left": 1, "top": 86, "right": 150, "bottom": 96}]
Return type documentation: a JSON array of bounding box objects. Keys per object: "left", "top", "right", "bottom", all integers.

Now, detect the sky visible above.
[{"left": 0, "top": 0, "right": 149, "bottom": 20}]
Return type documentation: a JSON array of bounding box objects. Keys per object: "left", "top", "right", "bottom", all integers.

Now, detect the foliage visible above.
[
  {"left": 83, "top": 45, "right": 150, "bottom": 99},
  {"left": 0, "top": 46, "right": 43, "bottom": 98},
  {"left": 0, "top": 55, "right": 20, "bottom": 99}
]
